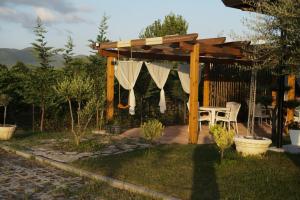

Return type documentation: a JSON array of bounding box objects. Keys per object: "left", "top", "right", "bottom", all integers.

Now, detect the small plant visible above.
[
  {"left": 0, "top": 94, "right": 12, "bottom": 126},
  {"left": 209, "top": 125, "right": 235, "bottom": 159},
  {"left": 141, "top": 119, "right": 164, "bottom": 144}
]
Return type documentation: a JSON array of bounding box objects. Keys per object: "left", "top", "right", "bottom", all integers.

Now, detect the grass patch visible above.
[
  {"left": 1, "top": 131, "right": 108, "bottom": 153},
  {"left": 73, "top": 144, "right": 300, "bottom": 200},
  {"left": 55, "top": 180, "right": 155, "bottom": 200}
]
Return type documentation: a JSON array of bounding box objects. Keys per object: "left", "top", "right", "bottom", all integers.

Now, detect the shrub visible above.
[
  {"left": 141, "top": 119, "right": 164, "bottom": 143},
  {"left": 209, "top": 125, "right": 235, "bottom": 159}
]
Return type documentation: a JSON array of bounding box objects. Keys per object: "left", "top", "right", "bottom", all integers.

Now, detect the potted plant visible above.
[
  {"left": 0, "top": 94, "right": 16, "bottom": 140},
  {"left": 288, "top": 122, "right": 300, "bottom": 146},
  {"left": 234, "top": 135, "right": 272, "bottom": 156}
]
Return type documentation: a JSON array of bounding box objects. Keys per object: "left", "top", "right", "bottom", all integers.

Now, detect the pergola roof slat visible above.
[{"left": 96, "top": 33, "right": 252, "bottom": 65}]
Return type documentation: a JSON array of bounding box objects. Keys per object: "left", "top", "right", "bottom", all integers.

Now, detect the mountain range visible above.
[{"left": 0, "top": 47, "right": 86, "bottom": 68}]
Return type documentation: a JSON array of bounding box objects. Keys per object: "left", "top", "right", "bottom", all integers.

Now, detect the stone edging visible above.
[{"left": 0, "top": 144, "right": 180, "bottom": 200}]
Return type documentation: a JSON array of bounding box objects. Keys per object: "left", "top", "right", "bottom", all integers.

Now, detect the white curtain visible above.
[
  {"left": 145, "top": 62, "right": 172, "bottom": 113},
  {"left": 178, "top": 64, "right": 201, "bottom": 110},
  {"left": 115, "top": 60, "right": 143, "bottom": 115}
]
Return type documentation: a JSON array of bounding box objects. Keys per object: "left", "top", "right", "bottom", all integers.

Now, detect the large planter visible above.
[
  {"left": 234, "top": 136, "right": 272, "bottom": 156},
  {"left": 0, "top": 125, "right": 16, "bottom": 140},
  {"left": 289, "top": 129, "right": 300, "bottom": 146}
]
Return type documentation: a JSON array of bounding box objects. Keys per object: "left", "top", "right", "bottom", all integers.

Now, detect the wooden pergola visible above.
[{"left": 95, "top": 33, "right": 251, "bottom": 144}]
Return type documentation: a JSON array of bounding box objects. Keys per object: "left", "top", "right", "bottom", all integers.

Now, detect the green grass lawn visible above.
[
  {"left": 74, "top": 144, "right": 300, "bottom": 200},
  {"left": 57, "top": 179, "right": 154, "bottom": 200}
]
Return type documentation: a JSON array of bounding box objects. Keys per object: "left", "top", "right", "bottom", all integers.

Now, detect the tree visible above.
[
  {"left": 63, "top": 35, "right": 75, "bottom": 68},
  {"left": 0, "top": 94, "right": 12, "bottom": 126},
  {"left": 31, "top": 17, "right": 61, "bottom": 131},
  {"left": 139, "top": 13, "right": 188, "bottom": 38},
  {"left": 137, "top": 13, "right": 189, "bottom": 123},
  {"left": 244, "top": 0, "right": 300, "bottom": 146},
  {"left": 55, "top": 75, "right": 98, "bottom": 145},
  {"left": 88, "top": 14, "right": 110, "bottom": 129}
]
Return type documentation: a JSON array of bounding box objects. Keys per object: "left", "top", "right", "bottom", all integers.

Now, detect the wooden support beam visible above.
[
  {"left": 272, "top": 76, "right": 277, "bottom": 107},
  {"left": 106, "top": 57, "right": 115, "bottom": 121},
  {"left": 189, "top": 43, "right": 200, "bottom": 144},
  {"left": 287, "top": 74, "right": 296, "bottom": 123},
  {"left": 203, "top": 63, "right": 210, "bottom": 106}
]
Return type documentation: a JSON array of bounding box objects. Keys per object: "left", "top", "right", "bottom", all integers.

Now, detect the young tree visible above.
[
  {"left": 63, "top": 35, "right": 75, "bottom": 68},
  {"left": 244, "top": 0, "right": 300, "bottom": 146},
  {"left": 31, "top": 17, "right": 61, "bottom": 132},
  {"left": 0, "top": 94, "right": 12, "bottom": 126},
  {"left": 88, "top": 14, "right": 110, "bottom": 129},
  {"left": 139, "top": 12, "right": 188, "bottom": 38},
  {"left": 55, "top": 75, "right": 98, "bottom": 145}
]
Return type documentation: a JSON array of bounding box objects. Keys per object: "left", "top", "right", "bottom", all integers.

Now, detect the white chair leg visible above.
[
  {"left": 235, "top": 122, "right": 239, "bottom": 135},
  {"left": 199, "top": 122, "right": 202, "bottom": 130}
]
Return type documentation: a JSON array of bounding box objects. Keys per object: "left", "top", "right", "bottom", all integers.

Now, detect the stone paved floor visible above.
[{"left": 0, "top": 149, "right": 87, "bottom": 200}]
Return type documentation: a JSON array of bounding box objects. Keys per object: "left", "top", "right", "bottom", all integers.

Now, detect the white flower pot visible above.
[
  {"left": 0, "top": 125, "right": 16, "bottom": 140},
  {"left": 234, "top": 136, "right": 272, "bottom": 156},
  {"left": 289, "top": 129, "right": 300, "bottom": 146}
]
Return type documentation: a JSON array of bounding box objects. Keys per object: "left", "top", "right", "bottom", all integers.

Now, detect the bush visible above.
[
  {"left": 209, "top": 125, "right": 235, "bottom": 159},
  {"left": 141, "top": 119, "right": 164, "bottom": 143}
]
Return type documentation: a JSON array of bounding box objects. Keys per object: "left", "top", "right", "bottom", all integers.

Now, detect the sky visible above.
[{"left": 0, "top": 0, "right": 252, "bottom": 55}]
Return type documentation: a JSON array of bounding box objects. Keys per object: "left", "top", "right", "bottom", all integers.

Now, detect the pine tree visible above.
[
  {"left": 87, "top": 14, "right": 110, "bottom": 129},
  {"left": 63, "top": 35, "right": 75, "bottom": 68},
  {"left": 31, "top": 17, "right": 60, "bottom": 132}
]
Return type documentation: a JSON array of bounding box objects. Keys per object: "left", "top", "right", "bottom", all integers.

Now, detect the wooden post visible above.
[
  {"left": 106, "top": 57, "right": 114, "bottom": 121},
  {"left": 272, "top": 76, "right": 277, "bottom": 107},
  {"left": 189, "top": 43, "right": 200, "bottom": 144},
  {"left": 203, "top": 63, "right": 210, "bottom": 106},
  {"left": 287, "top": 74, "right": 296, "bottom": 123}
]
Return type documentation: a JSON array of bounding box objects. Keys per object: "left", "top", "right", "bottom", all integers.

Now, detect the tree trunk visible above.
[
  {"left": 3, "top": 106, "right": 7, "bottom": 126},
  {"left": 77, "top": 102, "right": 81, "bottom": 128},
  {"left": 32, "top": 104, "right": 35, "bottom": 132},
  {"left": 96, "top": 108, "right": 99, "bottom": 130},
  {"left": 68, "top": 99, "right": 74, "bottom": 133},
  {"left": 99, "top": 110, "right": 104, "bottom": 130},
  {"left": 40, "top": 105, "right": 45, "bottom": 132}
]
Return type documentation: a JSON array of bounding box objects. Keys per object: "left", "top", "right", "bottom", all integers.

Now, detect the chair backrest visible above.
[
  {"left": 226, "top": 102, "right": 241, "bottom": 121},
  {"left": 255, "top": 103, "right": 264, "bottom": 116}
]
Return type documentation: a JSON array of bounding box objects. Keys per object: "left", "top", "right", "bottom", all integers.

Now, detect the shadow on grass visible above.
[{"left": 191, "top": 145, "right": 220, "bottom": 200}]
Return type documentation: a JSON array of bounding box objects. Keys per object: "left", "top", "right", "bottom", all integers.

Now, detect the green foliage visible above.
[
  {"left": 55, "top": 75, "right": 99, "bottom": 145},
  {"left": 139, "top": 12, "right": 188, "bottom": 38},
  {"left": 244, "top": 0, "right": 300, "bottom": 73},
  {"left": 141, "top": 119, "right": 164, "bottom": 143},
  {"left": 30, "top": 17, "right": 63, "bottom": 131},
  {"left": 63, "top": 35, "right": 74, "bottom": 67},
  {"left": 31, "top": 17, "right": 62, "bottom": 69},
  {"left": 0, "top": 94, "right": 12, "bottom": 107},
  {"left": 209, "top": 125, "right": 235, "bottom": 159}
]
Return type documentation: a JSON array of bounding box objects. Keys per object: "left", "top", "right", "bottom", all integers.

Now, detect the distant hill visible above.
[{"left": 0, "top": 47, "right": 87, "bottom": 68}]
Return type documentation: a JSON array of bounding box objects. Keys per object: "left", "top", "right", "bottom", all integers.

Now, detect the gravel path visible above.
[{"left": 0, "top": 149, "right": 87, "bottom": 200}]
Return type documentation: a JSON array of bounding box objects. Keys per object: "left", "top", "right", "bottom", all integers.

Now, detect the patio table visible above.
[{"left": 199, "top": 106, "right": 230, "bottom": 125}]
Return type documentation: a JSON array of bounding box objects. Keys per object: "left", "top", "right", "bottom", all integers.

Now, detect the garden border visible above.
[{"left": 0, "top": 144, "right": 180, "bottom": 200}]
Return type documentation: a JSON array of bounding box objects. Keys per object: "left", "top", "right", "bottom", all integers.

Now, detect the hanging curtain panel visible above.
[
  {"left": 145, "top": 62, "right": 172, "bottom": 113},
  {"left": 178, "top": 64, "right": 201, "bottom": 110},
  {"left": 115, "top": 60, "right": 143, "bottom": 115}
]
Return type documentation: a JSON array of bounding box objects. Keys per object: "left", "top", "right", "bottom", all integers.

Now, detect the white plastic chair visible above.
[
  {"left": 198, "top": 110, "right": 212, "bottom": 130},
  {"left": 254, "top": 103, "right": 270, "bottom": 125},
  {"left": 215, "top": 102, "right": 241, "bottom": 134}
]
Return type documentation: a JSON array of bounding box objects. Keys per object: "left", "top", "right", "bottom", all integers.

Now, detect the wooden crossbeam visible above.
[
  {"left": 99, "top": 49, "right": 252, "bottom": 65},
  {"left": 98, "top": 33, "right": 198, "bottom": 49}
]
